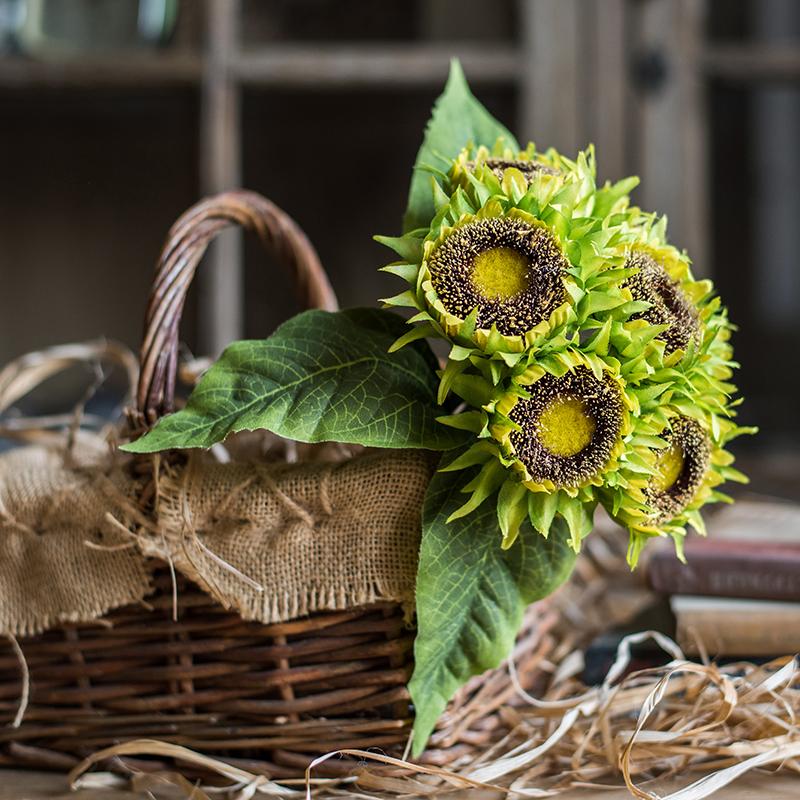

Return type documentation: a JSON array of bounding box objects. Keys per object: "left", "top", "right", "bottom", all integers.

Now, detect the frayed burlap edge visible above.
[{"left": 0, "top": 443, "right": 437, "bottom": 637}]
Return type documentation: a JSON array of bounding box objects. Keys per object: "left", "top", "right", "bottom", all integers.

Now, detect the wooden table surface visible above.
[{"left": 1, "top": 768, "right": 797, "bottom": 799}]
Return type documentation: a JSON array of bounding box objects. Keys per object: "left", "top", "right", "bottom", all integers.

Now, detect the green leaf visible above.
[
  {"left": 403, "top": 59, "right": 518, "bottom": 233},
  {"left": 122, "top": 308, "right": 469, "bottom": 453},
  {"left": 380, "top": 289, "right": 418, "bottom": 309},
  {"left": 409, "top": 465, "right": 577, "bottom": 756}
]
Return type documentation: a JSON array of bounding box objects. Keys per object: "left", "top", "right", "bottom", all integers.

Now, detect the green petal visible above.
[
  {"left": 528, "top": 490, "right": 560, "bottom": 537},
  {"left": 497, "top": 479, "right": 529, "bottom": 549}
]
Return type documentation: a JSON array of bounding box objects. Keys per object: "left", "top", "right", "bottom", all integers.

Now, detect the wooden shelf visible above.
[
  {"left": 0, "top": 52, "right": 201, "bottom": 88},
  {"left": 233, "top": 43, "right": 520, "bottom": 87},
  {"left": 0, "top": 43, "right": 519, "bottom": 92},
  {"left": 703, "top": 45, "right": 800, "bottom": 82},
  {"left": 6, "top": 43, "right": 800, "bottom": 93}
]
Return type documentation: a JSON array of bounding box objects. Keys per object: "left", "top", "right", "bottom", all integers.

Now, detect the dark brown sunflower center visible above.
[
  {"left": 428, "top": 217, "right": 568, "bottom": 336},
  {"left": 469, "top": 158, "right": 560, "bottom": 183},
  {"left": 508, "top": 367, "right": 624, "bottom": 487},
  {"left": 645, "top": 416, "right": 711, "bottom": 523},
  {"left": 623, "top": 251, "right": 701, "bottom": 355}
]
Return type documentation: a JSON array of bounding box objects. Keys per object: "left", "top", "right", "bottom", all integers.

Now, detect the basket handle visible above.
[{"left": 130, "top": 189, "right": 338, "bottom": 431}]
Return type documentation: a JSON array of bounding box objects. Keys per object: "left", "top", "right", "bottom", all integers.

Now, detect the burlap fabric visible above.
[{"left": 0, "top": 442, "right": 436, "bottom": 637}]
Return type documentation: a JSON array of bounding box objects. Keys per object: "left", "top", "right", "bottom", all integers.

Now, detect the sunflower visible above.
[
  {"left": 622, "top": 248, "right": 701, "bottom": 356},
  {"left": 505, "top": 366, "right": 626, "bottom": 492},
  {"left": 606, "top": 404, "right": 753, "bottom": 566},
  {"left": 608, "top": 208, "right": 720, "bottom": 363},
  {"left": 451, "top": 142, "right": 561, "bottom": 187},
  {"left": 645, "top": 416, "right": 711, "bottom": 523},
  {"left": 599, "top": 306, "right": 755, "bottom": 564},
  {"left": 472, "top": 157, "right": 559, "bottom": 183},
  {"left": 426, "top": 212, "right": 570, "bottom": 338},
  {"left": 434, "top": 354, "right": 662, "bottom": 552},
  {"left": 378, "top": 144, "right": 636, "bottom": 365}
]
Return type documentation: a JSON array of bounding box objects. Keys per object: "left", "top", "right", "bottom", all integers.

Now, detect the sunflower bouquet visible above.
[{"left": 125, "top": 62, "right": 753, "bottom": 754}]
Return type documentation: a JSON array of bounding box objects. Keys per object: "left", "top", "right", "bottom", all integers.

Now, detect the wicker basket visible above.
[{"left": 0, "top": 191, "right": 558, "bottom": 779}]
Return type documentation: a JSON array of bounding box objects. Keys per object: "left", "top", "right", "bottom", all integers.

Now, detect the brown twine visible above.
[
  {"left": 83, "top": 538, "right": 137, "bottom": 553},
  {"left": 211, "top": 473, "right": 259, "bottom": 519},
  {"left": 194, "top": 535, "right": 265, "bottom": 592},
  {"left": 4, "top": 635, "right": 29, "bottom": 729},
  {"left": 176, "top": 456, "right": 266, "bottom": 604},
  {"left": 255, "top": 465, "right": 316, "bottom": 528},
  {"left": 176, "top": 456, "right": 222, "bottom": 608},
  {"left": 317, "top": 464, "right": 334, "bottom": 517},
  {"left": 94, "top": 474, "right": 158, "bottom": 534},
  {"left": 0, "top": 495, "right": 38, "bottom": 537}
]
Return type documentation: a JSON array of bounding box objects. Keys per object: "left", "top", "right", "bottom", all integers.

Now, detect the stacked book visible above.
[{"left": 645, "top": 500, "right": 800, "bottom": 657}]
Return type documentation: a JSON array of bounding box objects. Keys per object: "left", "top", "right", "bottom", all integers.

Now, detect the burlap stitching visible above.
[
  {"left": 0, "top": 495, "right": 38, "bottom": 537},
  {"left": 318, "top": 464, "right": 334, "bottom": 517},
  {"left": 253, "top": 465, "right": 315, "bottom": 528}
]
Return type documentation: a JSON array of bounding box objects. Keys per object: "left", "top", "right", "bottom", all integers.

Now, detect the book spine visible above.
[
  {"left": 648, "top": 549, "right": 800, "bottom": 601},
  {"left": 675, "top": 606, "right": 800, "bottom": 657}
]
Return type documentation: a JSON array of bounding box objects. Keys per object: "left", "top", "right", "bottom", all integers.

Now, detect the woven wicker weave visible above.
[{"left": 0, "top": 191, "right": 566, "bottom": 778}]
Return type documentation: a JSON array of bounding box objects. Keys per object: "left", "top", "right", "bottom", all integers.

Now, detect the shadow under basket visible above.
[{"left": 0, "top": 191, "right": 565, "bottom": 780}]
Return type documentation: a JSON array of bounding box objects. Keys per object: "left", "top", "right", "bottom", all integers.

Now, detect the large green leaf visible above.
[
  {"left": 409, "top": 465, "right": 576, "bottom": 756},
  {"left": 403, "top": 59, "right": 519, "bottom": 233},
  {"left": 123, "top": 308, "right": 468, "bottom": 453}
]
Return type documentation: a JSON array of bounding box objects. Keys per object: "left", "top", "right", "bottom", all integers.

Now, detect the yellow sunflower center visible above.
[
  {"left": 650, "top": 440, "right": 685, "bottom": 493},
  {"left": 536, "top": 397, "right": 596, "bottom": 457},
  {"left": 471, "top": 246, "right": 530, "bottom": 300}
]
